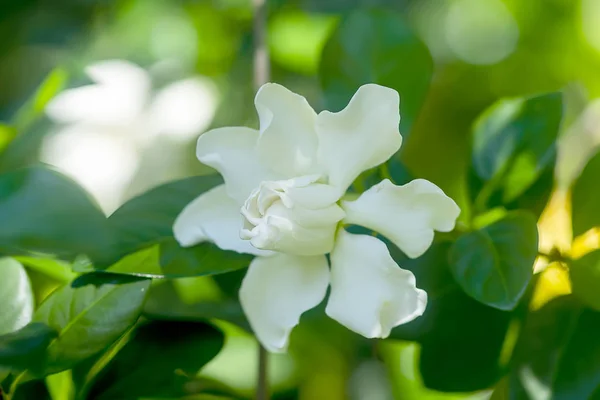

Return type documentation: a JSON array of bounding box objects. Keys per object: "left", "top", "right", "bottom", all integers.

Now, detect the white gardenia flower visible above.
[{"left": 173, "top": 83, "right": 460, "bottom": 353}]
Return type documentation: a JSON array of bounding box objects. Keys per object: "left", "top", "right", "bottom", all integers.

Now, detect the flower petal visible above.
[
  {"left": 342, "top": 179, "right": 460, "bottom": 258},
  {"left": 240, "top": 253, "right": 329, "bottom": 352},
  {"left": 316, "top": 84, "right": 403, "bottom": 190},
  {"left": 255, "top": 83, "right": 319, "bottom": 177},
  {"left": 46, "top": 60, "right": 150, "bottom": 126},
  {"left": 173, "top": 184, "right": 270, "bottom": 256},
  {"left": 196, "top": 127, "right": 279, "bottom": 204},
  {"left": 326, "top": 230, "right": 427, "bottom": 338}
]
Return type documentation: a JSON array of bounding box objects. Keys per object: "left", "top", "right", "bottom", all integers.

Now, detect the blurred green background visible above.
[{"left": 1, "top": 0, "right": 600, "bottom": 399}]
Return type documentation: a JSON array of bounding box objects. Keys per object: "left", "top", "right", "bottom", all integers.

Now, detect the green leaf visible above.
[
  {"left": 0, "top": 323, "right": 57, "bottom": 373},
  {"left": 143, "top": 281, "right": 250, "bottom": 332},
  {"left": 449, "top": 212, "right": 538, "bottom": 310},
  {"left": 552, "top": 308, "right": 600, "bottom": 399},
  {"left": 13, "top": 256, "right": 76, "bottom": 283},
  {"left": 509, "top": 296, "right": 600, "bottom": 400},
  {"left": 572, "top": 152, "right": 600, "bottom": 237},
  {"left": 31, "top": 273, "right": 150, "bottom": 376},
  {"left": 86, "top": 175, "right": 251, "bottom": 278},
  {"left": 86, "top": 321, "right": 224, "bottom": 399},
  {"left": 97, "top": 241, "right": 251, "bottom": 279},
  {"left": 319, "top": 9, "right": 432, "bottom": 135},
  {"left": 0, "top": 258, "right": 34, "bottom": 335},
  {"left": 390, "top": 243, "right": 512, "bottom": 391},
  {"left": 470, "top": 92, "right": 563, "bottom": 212},
  {"left": 0, "top": 166, "right": 111, "bottom": 260},
  {"left": 104, "top": 175, "right": 222, "bottom": 264},
  {"left": 570, "top": 250, "right": 600, "bottom": 310}
]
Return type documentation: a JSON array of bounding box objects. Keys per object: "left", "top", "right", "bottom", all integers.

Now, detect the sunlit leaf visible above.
[
  {"left": 98, "top": 241, "right": 250, "bottom": 279},
  {"left": 470, "top": 92, "right": 563, "bottom": 214},
  {"left": 32, "top": 273, "right": 150, "bottom": 376}
]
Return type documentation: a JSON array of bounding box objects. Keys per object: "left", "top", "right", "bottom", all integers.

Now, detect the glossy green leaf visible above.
[
  {"left": 0, "top": 258, "right": 34, "bottom": 335},
  {"left": 32, "top": 273, "right": 150, "bottom": 376},
  {"left": 104, "top": 175, "right": 222, "bottom": 265},
  {"left": 96, "top": 241, "right": 251, "bottom": 279},
  {"left": 319, "top": 9, "right": 432, "bottom": 135},
  {"left": 449, "top": 212, "right": 538, "bottom": 310},
  {"left": 390, "top": 243, "right": 512, "bottom": 392},
  {"left": 0, "top": 323, "right": 57, "bottom": 373},
  {"left": 572, "top": 152, "right": 600, "bottom": 237},
  {"left": 13, "top": 256, "right": 76, "bottom": 283},
  {"left": 470, "top": 92, "right": 563, "bottom": 212},
  {"left": 570, "top": 250, "right": 600, "bottom": 310},
  {"left": 86, "top": 320, "right": 224, "bottom": 399},
  {"left": 0, "top": 166, "right": 111, "bottom": 259}
]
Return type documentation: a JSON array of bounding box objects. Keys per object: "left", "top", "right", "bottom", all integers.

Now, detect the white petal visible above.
[
  {"left": 46, "top": 60, "right": 150, "bottom": 126},
  {"left": 342, "top": 179, "right": 460, "bottom": 258},
  {"left": 196, "top": 127, "right": 279, "bottom": 204},
  {"left": 40, "top": 125, "right": 140, "bottom": 214},
  {"left": 149, "top": 77, "right": 218, "bottom": 140},
  {"left": 240, "top": 253, "right": 329, "bottom": 352},
  {"left": 255, "top": 83, "right": 319, "bottom": 177},
  {"left": 326, "top": 231, "right": 427, "bottom": 338},
  {"left": 316, "top": 84, "right": 403, "bottom": 190},
  {"left": 173, "top": 184, "right": 270, "bottom": 256}
]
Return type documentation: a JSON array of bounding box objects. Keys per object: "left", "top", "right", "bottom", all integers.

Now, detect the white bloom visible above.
[
  {"left": 173, "top": 83, "right": 460, "bottom": 353},
  {"left": 43, "top": 60, "right": 218, "bottom": 213}
]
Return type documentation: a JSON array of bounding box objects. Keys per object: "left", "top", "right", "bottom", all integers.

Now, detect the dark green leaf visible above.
[
  {"left": 570, "top": 250, "right": 600, "bottom": 310},
  {"left": 509, "top": 296, "right": 600, "bottom": 400},
  {"left": 553, "top": 309, "right": 600, "bottom": 399},
  {"left": 508, "top": 295, "right": 581, "bottom": 400},
  {"left": 104, "top": 174, "right": 222, "bottom": 264},
  {"left": 449, "top": 212, "right": 538, "bottom": 310},
  {"left": 319, "top": 10, "right": 432, "bottom": 135},
  {"left": 0, "top": 323, "right": 57, "bottom": 373},
  {"left": 87, "top": 320, "right": 224, "bottom": 399},
  {"left": 390, "top": 243, "right": 512, "bottom": 392},
  {"left": 470, "top": 92, "right": 563, "bottom": 212},
  {"left": 0, "top": 166, "right": 111, "bottom": 259},
  {"left": 0, "top": 258, "right": 33, "bottom": 335},
  {"left": 572, "top": 152, "right": 600, "bottom": 237},
  {"left": 31, "top": 273, "right": 150, "bottom": 376},
  {"left": 11, "top": 379, "right": 51, "bottom": 400}
]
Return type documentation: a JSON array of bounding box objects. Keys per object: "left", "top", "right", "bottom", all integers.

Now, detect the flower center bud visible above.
[{"left": 240, "top": 175, "right": 345, "bottom": 256}]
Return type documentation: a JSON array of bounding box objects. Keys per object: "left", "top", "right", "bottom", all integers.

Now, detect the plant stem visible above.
[
  {"left": 257, "top": 345, "right": 269, "bottom": 400},
  {"left": 253, "top": 0, "right": 269, "bottom": 399},
  {"left": 253, "top": 0, "right": 269, "bottom": 90}
]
